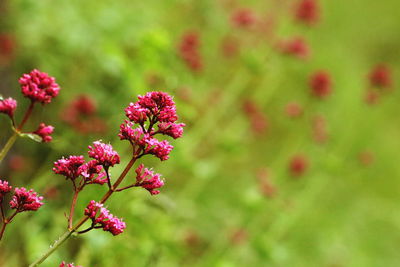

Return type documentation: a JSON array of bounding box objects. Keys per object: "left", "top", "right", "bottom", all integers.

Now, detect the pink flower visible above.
[
  {"left": 9, "top": 187, "right": 44, "bottom": 212},
  {"left": 0, "top": 179, "right": 12, "bottom": 199},
  {"left": 285, "top": 102, "right": 303, "bottom": 118},
  {"left": 309, "top": 71, "right": 332, "bottom": 99},
  {"left": 19, "top": 69, "right": 60, "bottom": 104},
  {"left": 88, "top": 141, "right": 120, "bottom": 167},
  {"left": 126, "top": 91, "right": 179, "bottom": 125},
  {"left": 124, "top": 103, "right": 149, "bottom": 124},
  {"left": 231, "top": 8, "right": 257, "bottom": 28},
  {"left": 178, "top": 32, "right": 203, "bottom": 72},
  {"left": 145, "top": 138, "right": 173, "bottom": 161},
  {"left": 0, "top": 97, "right": 17, "bottom": 118},
  {"left": 60, "top": 262, "right": 82, "bottom": 267},
  {"left": 53, "top": 155, "right": 85, "bottom": 180},
  {"left": 278, "top": 37, "right": 310, "bottom": 60},
  {"left": 78, "top": 160, "right": 107, "bottom": 185},
  {"left": 33, "top": 123, "right": 54, "bottom": 143},
  {"left": 84, "top": 201, "right": 126, "bottom": 236},
  {"left": 295, "top": 0, "right": 320, "bottom": 25},
  {"left": 118, "top": 120, "right": 149, "bottom": 145},
  {"left": 289, "top": 154, "right": 309, "bottom": 177},
  {"left": 157, "top": 122, "right": 185, "bottom": 139},
  {"left": 369, "top": 64, "right": 392, "bottom": 88},
  {"left": 135, "top": 164, "right": 165, "bottom": 195}
]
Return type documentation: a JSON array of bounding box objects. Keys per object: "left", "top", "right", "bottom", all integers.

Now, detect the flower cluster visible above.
[
  {"left": 309, "top": 71, "right": 332, "bottom": 99},
  {"left": 0, "top": 180, "right": 12, "bottom": 199},
  {"left": 33, "top": 123, "right": 54, "bottom": 143},
  {"left": 88, "top": 141, "right": 120, "bottom": 167},
  {"left": 84, "top": 201, "right": 126, "bottom": 236},
  {"left": 9, "top": 187, "right": 44, "bottom": 212},
  {"left": 231, "top": 8, "right": 257, "bottom": 28},
  {"left": 121, "top": 91, "right": 185, "bottom": 161},
  {"left": 53, "top": 141, "right": 118, "bottom": 185},
  {"left": 294, "top": 0, "right": 320, "bottom": 25},
  {"left": 278, "top": 37, "right": 310, "bottom": 60},
  {"left": 134, "top": 164, "right": 165, "bottom": 195},
  {"left": 369, "top": 64, "right": 392, "bottom": 88},
  {"left": 289, "top": 154, "right": 309, "bottom": 177},
  {"left": 0, "top": 98, "right": 17, "bottom": 118},
  {"left": 61, "top": 94, "right": 107, "bottom": 134},
  {"left": 19, "top": 69, "right": 60, "bottom": 104},
  {"left": 178, "top": 31, "right": 203, "bottom": 72},
  {"left": 242, "top": 99, "right": 268, "bottom": 135}
]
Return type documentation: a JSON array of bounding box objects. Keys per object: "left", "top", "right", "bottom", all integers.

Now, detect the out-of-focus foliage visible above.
[{"left": 1, "top": 0, "right": 400, "bottom": 266}]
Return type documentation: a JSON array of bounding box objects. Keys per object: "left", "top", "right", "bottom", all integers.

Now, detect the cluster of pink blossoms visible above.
[
  {"left": 231, "top": 8, "right": 257, "bottom": 28},
  {"left": 0, "top": 180, "right": 43, "bottom": 212},
  {"left": 0, "top": 69, "right": 60, "bottom": 143},
  {"left": 121, "top": 91, "right": 185, "bottom": 161},
  {"left": 278, "top": 37, "right": 310, "bottom": 60},
  {"left": 53, "top": 141, "right": 119, "bottom": 185},
  {"left": 135, "top": 164, "right": 164, "bottom": 195},
  {"left": 309, "top": 70, "right": 332, "bottom": 99},
  {"left": 294, "top": 0, "right": 320, "bottom": 25},
  {"left": 84, "top": 201, "right": 126, "bottom": 236},
  {"left": 19, "top": 69, "right": 60, "bottom": 105},
  {"left": 177, "top": 32, "right": 203, "bottom": 72},
  {"left": 0, "top": 179, "right": 43, "bottom": 240}
]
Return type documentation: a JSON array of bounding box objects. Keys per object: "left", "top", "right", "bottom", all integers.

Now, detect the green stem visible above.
[
  {"left": 28, "top": 230, "right": 73, "bottom": 267},
  {"left": 0, "top": 101, "right": 35, "bottom": 164},
  {"left": 0, "top": 132, "right": 17, "bottom": 164}
]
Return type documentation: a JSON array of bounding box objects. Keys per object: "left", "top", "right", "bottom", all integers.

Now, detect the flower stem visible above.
[
  {"left": 0, "top": 132, "right": 17, "bottom": 164},
  {"left": 29, "top": 156, "right": 138, "bottom": 266},
  {"left": 68, "top": 189, "right": 80, "bottom": 230},
  {"left": 0, "top": 101, "right": 35, "bottom": 164},
  {"left": 28, "top": 230, "right": 73, "bottom": 267}
]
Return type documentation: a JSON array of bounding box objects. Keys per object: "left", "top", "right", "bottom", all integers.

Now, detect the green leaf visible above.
[{"left": 20, "top": 133, "right": 43, "bottom": 143}]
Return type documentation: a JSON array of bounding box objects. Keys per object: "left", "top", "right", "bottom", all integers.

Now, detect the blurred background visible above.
[{"left": 0, "top": 0, "right": 400, "bottom": 266}]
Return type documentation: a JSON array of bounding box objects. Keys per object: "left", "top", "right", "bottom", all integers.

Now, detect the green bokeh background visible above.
[{"left": 1, "top": 0, "right": 400, "bottom": 266}]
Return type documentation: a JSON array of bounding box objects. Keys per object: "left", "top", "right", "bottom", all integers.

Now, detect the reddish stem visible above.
[
  {"left": 68, "top": 189, "right": 80, "bottom": 230},
  {"left": 0, "top": 210, "right": 18, "bottom": 241},
  {"left": 17, "top": 101, "right": 35, "bottom": 131}
]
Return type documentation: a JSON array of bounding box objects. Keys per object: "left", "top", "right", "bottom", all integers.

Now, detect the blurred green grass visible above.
[{"left": 1, "top": 0, "right": 400, "bottom": 266}]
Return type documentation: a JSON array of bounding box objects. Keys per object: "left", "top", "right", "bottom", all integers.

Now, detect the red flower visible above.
[{"left": 309, "top": 70, "right": 332, "bottom": 99}]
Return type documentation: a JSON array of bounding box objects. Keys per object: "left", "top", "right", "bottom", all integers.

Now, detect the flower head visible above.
[
  {"left": 158, "top": 122, "right": 185, "bottom": 139},
  {"left": 285, "top": 102, "right": 303, "bottom": 118},
  {"left": 369, "top": 64, "right": 392, "bottom": 88},
  {"left": 231, "top": 8, "right": 257, "bottom": 28},
  {"left": 84, "top": 201, "right": 126, "bottom": 236},
  {"left": 0, "top": 179, "right": 12, "bottom": 199},
  {"left": 295, "top": 0, "right": 320, "bottom": 25},
  {"left": 78, "top": 160, "right": 107, "bottom": 185},
  {"left": 278, "top": 37, "right": 310, "bottom": 60},
  {"left": 135, "top": 164, "right": 165, "bottom": 195},
  {"left": 309, "top": 71, "right": 332, "bottom": 99},
  {"left": 19, "top": 69, "right": 60, "bottom": 104},
  {"left": 33, "top": 123, "right": 54, "bottom": 143},
  {"left": 88, "top": 141, "right": 120, "bottom": 167},
  {"left": 53, "top": 155, "right": 85, "bottom": 180},
  {"left": 289, "top": 154, "right": 309, "bottom": 177},
  {"left": 9, "top": 187, "right": 44, "bottom": 212},
  {"left": 178, "top": 32, "right": 203, "bottom": 72},
  {"left": 0, "top": 97, "right": 17, "bottom": 118},
  {"left": 145, "top": 138, "right": 173, "bottom": 161}
]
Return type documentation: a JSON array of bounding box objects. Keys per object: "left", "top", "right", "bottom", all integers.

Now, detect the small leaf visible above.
[
  {"left": 0, "top": 94, "right": 3, "bottom": 101},
  {"left": 20, "top": 133, "right": 43, "bottom": 143}
]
